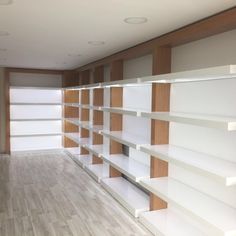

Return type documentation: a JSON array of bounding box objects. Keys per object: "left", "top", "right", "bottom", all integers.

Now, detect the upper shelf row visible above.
[{"left": 64, "top": 65, "right": 236, "bottom": 90}]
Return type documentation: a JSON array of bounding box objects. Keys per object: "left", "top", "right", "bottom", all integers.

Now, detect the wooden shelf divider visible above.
[
  {"left": 92, "top": 66, "right": 104, "bottom": 164},
  {"left": 150, "top": 46, "right": 171, "bottom": 211},
  {"left": 109, "top": 60, "right": 123, "bottom": 177}
]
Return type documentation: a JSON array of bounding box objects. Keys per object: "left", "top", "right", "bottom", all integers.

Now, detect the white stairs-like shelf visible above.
[
  {"left": 140, "top": 144, "right": 236, "bottom": 186},
  {"left": 85, "top": 163, "right": 109, "bottom": 183},
  {"left": 140, "top": 177, "right": 236, "bottom": 236},
  {"left": 141, "top": 112, "right": 236, "bottom": 131},
  {"left": 103, "top": 154, "right": 150, "bottom": 182},
  {"left": 139, "top": 209, "right": 207, "bottom": 236},
  {"left": 102, "top": 130, "right": 149, "bottom": 150},
  {"left": 101, "top": 177, "right": 149, "bottom": 217}
]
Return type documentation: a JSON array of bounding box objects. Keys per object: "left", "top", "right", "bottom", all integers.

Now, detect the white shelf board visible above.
[
  {"left": 101, "top": 177, "right": 149, "bottom": 217},
  {"left": 84, "top": 163, "right": 109, "bottom": 183},
  {"left": 11, "top": 118, "right": 62, "bottom": 122},
  {"left": 140, "top": 209, "right": 207, "bottom": 236},
  {"left": 11, "top": 103, "right": 62, "bottom": 105},
  {"left": 63, "top": 103, "right": 80, "bottom": 107},
  {"left": 140, "top": 144, "right": 236, "bottom": 186},
  {"left": 103, "top": 154, "right": 150, "bottom": 182},
  {"left": 64, "top": 133, "right": 90, "bottom": 146},
  {"left": 140, "top": 177, "right": 236, "bottom": 236},
  {"left": 65, "top": 147, "right": 80, "bottom": 155},
  {"left": 140, "top": 65, "right": 236, "bottom": 84},
  {"left": 87, "top": 124, "right": 104, "bottom": 134},
  {"left": 83, "top": 144, "right": 105, "bottom": 157},
  {"left": 64, "top": 118, "right": 80, "bottom": 126},
  {"left": 102, "top": 130, "right": 149, "bottom": 150},
  {"left": 73, "top": 155, "right": 92, "bottom": 168},
  {"left": 141, "top": 112, "right": 236, "bottom": 131},
  {"left": 102, "top": 107, "right": 139, "bottom": 116},
  {"left": 11, "top": 133, "right": 62, "bottom": 137},
  {"left": 102, "top": 78, "right": 140, "bottom": 88}
]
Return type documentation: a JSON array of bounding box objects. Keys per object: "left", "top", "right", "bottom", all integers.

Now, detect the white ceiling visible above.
[{"left": 0, "top": 0, "right": 235, "bottom": 70}]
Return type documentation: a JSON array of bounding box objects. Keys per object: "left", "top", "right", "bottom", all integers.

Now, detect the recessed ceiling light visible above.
[
  {"left": 124, "top": 17, "right": 148, "bottom": 24},
  {"left": 0, "top": 0, "right": 13, "bottom": 5},
  {"left": 88, "top": 41, "right": 105, "bottom": 46},
  {"left": 0, "top": 31, "right": 9, "bottom": 36}
]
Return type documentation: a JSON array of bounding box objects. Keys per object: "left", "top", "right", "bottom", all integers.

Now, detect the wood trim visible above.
[
  {"left": 81, "top": 90, "right": 89, "bottom": 104},
  {"left": 62, "top": 70, "right": 79, "bottom": 87},
  {"left": 64, "top": 90, "right": 79, "bottom": 103},
  {"left": 4, "top": 69, "right": 10, "bottom": 154},
  {"left": 93, "top": 66, "right": 104, "bottom": 83},
  {"left": 80, "top": 70, "right": 90, "bottom": 85},
  {"left": 150, "top": 46, "right": 171, "bottom": 211},
  {"left": 7, "top": 68, "right": 63, "bottom": 75},
  {"left": 76, "top": 7, "right": 236, "bottom": 71}
]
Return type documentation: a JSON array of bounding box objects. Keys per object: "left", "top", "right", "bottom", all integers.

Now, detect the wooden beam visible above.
[
  {"left": 7, "top": 67, "right": 63, "bottom": 75},
  {"left": 150, "top": 46, "right": 171, "bottom": 211},
  {"left": 76, "top": 7, "right": 236, "bottom": 71}
]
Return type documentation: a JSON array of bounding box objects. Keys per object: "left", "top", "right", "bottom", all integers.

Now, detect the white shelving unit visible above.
[
  {"left": 63, "top": 65, "right": 236, "bottom": 235},
  {"left": 102, "top": 130, "right": 149, "bottom": 150},
  {"left": 103, "top": 154, "right": 150, "bottom": 182},
  {"left": 10, "top": 87, "right": 62, "bottom": 151},
  {"left": 140, "top": 177, "right": 236, "bottom": 236},
  {"left": 85, "top": 163, "right": 109, "bottom": 182},
  {"left": 140, "top": 144, "right": 236, "bottom": 186},
  {"left": 139, "top": 209, "right": 207, "bottom": 236},
  {"left": 101, "top": 177, "right": 149, "bottom": 217},
  {"left": 141, "top": 112, "right": 236, "bottom": 131}
]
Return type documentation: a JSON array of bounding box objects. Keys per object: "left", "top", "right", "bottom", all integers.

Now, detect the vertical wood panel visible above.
[
  {"left": 62, "top": 70, "right": 78, "bottom": 87},
  {"left": 150, "top": 46, "right": 171, "bottom": 211},
  {"left": 80, "top": 70, "right": 90, "bottom": 85},
  {"left": 92, "top": 66, "right": 104, "bottom": 164},
  {"left": 64, "top": 90, "right": 79, "bottom": 103},
  {"left": 109, "top": 60, "right": 123, "bottom": 177},
  {"left": 81, "top": 90, "right": 89, "bottom": 104}
]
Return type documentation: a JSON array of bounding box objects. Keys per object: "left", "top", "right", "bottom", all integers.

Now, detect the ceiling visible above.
[{"left": 0, "top": 0, "right": 235, "bottom": 70}]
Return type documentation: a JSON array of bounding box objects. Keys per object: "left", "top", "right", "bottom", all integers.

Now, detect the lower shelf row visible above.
[{"left": 65, "top": 148, "right": 236, "bottom": 236}]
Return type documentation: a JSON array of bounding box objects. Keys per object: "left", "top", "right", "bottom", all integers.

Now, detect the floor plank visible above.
[{"left": 0, "top": 151, "right": 151, "bottom": 236}]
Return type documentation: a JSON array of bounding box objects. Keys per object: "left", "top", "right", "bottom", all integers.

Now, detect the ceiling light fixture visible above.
[
  {"left": 0, "top": 0, "right": 13, "bottom": 5},
  {"left": 124, "top": 17, "right": 148, "bottom": 24},
  {"left": 88, "top": 41, "right": 105, "bottom": 46},
  {"left": 0, "top": 31, "right": 9, "bottom": 36}
]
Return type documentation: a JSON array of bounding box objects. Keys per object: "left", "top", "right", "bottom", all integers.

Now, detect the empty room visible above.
[{"left": 0, "top": 1, "right": 236, "bottom": 235}]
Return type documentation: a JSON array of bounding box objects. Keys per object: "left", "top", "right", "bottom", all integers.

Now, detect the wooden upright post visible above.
[
  {"left": 150, "top": 46, "right": 171, "bottom": 210},
  {"left": 109, "top": 60, "right": 123, "bottom": 177}
]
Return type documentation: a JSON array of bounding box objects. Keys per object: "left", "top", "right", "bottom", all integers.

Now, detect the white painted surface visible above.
[
  {"left": 102, "top": 154, "right": 150, "bottom": 182},
  {"left": 140, "top": 144, "right": 236, "bottom": 186},
  {"left": 11, "top": 136, "right": 62, "bottom": 151},
  {"left": 101, "top": 177, "right": 149, "bottom": 217},
  {"left": 140, "top": 208, "right": 207, "bottom": 236},
  {"left": 2, "top": 1, "right": 236, "bottom": 69},
  {"left": 140, "top": 177, "right": 236, "bottom": 236},
  {"left": 11, "top": 120, "right": 62, "bottom": 136},
  {"left": 85, "top": 163, "right": 109, "bottom": 183},
  {"left": 10, "top": 105, "right": 62, "bottom": 120}
]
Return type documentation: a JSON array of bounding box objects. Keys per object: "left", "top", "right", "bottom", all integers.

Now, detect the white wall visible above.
[
  {"left": 0, "top": 68, "right": 5, "bottom": 153},
  {"left": 170, "top": 29, "right": 236, "bottom": 209}
]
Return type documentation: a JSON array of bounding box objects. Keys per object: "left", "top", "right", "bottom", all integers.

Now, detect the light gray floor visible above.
[{"left": 0, "top": 150, "right": 152, "bottom": 236}]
